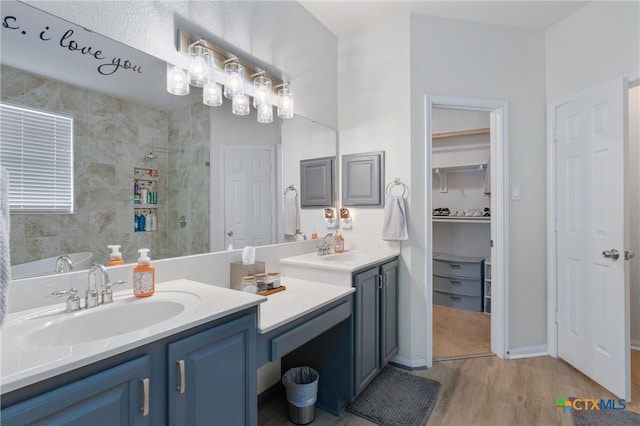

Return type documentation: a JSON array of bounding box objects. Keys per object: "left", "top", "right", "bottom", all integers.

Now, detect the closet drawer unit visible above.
[
  {"left": 433, "top": 275, "right": 481, "bottom": 297},
  {"left": 433, "top": 254, "right": 483, "bottom": 279},
  {"left": 433, "top": 290, "right": 482, "bottom": 312}
]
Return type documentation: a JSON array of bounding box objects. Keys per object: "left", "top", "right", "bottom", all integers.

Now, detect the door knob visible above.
[
  {"left": 227, "top": 230, "right": 234, "bottom": 237},
  {"left": 625, "top": 250, "right": 636, "bottom": 260},
  {"left": 602, "top": 249, "right": 620, "bottom": 260}
]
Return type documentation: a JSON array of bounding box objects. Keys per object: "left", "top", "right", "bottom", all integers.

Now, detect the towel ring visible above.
[
  {"left": 386, "top": 178, "right": 408, "bottom": 198},
  {"left": 284, "top": 184, "right": 297, "bottom": 199}
]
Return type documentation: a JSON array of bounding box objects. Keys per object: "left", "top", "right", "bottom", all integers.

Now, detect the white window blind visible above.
[{"left": 0, "top": 102, "right": 73, "bottom": 213}]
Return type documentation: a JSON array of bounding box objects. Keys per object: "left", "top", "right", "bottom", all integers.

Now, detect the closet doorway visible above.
[
  {"left": 431, "top": 107, "right": 492, "bottom": 360},
  {"left": 425, "top": 95, "right": 509, "bottom": 366}
]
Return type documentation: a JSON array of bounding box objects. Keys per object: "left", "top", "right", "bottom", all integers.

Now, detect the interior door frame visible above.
[
  {"left": 546, "top": 71, "right": 639, "bottom": 359},
  {"left": 425, "top": 95, "right": 510, "bottom": 366}
]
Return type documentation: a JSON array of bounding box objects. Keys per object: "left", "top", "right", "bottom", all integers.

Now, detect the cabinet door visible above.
[
  {"left": 1, "top": 356, "right": 151, "bottom": 426},
  {"left": 354, "top": 266, "right": 380, "bottom": 395},
  {"left": 168, "top": 314, "right": 256, "bottom": 426},
  {"left": 380, "top": 259, "right": 399, "bottom": 366}
]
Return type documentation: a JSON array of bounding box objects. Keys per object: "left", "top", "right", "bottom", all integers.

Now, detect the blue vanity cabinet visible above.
[
  {"left": 353, "top": 258, "right": 399, "bottom": 397},
  {"left": 1, "top": 310, "right": 258, "bottom": 426},
  {"left": 1, "top": 355, "right": 151, "bottom": 426},
  {"left": 168, "top": 313, "right": 257, "bottom": 426},
  {"left": 380, "top": 259, "right": 399, "bottom": 365}
]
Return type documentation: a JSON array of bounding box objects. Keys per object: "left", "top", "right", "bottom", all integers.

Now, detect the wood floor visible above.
[
  {"left": 433, "top": 305, "right": 490, "bottom": 359},
  {"left": 258, "top": 351, "right": 640, "bottom": 426}
]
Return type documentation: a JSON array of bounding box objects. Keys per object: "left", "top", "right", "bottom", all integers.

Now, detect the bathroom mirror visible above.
[{"left": 1, "top": 1, "right": 336, "bottom": 277}]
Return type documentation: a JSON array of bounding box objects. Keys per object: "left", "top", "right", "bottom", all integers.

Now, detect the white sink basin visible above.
[
  {"left": 17, "top": 291, "right": 200, "bottom": 349},
  {"left": 320, "top": 253, "right": 360, "bottom": 262}
]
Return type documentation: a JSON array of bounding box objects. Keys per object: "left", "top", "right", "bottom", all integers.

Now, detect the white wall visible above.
[
  {"left": 338, "top": 14, "right": 416, "bottom": 362},
  {"left": 26, "top": 0, "right": 338, "bottom": 130},
  {"left": 410, "top": 15, "right": 547, "bottom": 355},
  {"left": 630, "top": 85, "right": 640, "bottom": 347},
  {"left": 545, "top": 1, "right": 640, "bottom": 101}
]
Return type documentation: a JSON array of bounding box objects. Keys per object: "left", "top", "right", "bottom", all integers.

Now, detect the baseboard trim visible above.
[
  {"left": 390, "top": 356, "right": 427, "bottom": 370},
  {"left": 257, "top": 382, "right": 284, "bottom": 405},
  {"left": 506, "top": 345, "right": 548, "bottom": 359},
  {"left": 631, "top": 339, "right": 640, "bottom": 350}
]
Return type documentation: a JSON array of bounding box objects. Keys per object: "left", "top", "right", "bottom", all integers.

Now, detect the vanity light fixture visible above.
[
  {"left": 168, "top": 28, "right": 295, "bottom": 123},
  {"left": 224, "top": 60, "right": 244, "bottom": 100},
  {"left": 277, "top": 82, "right": 294, "bottom": 119},
  {"left": 187, "top": 44, "right": 211, "bottom": 88},
  {"left": 166, "top": 63, "right": 189, "bottom": 96}
]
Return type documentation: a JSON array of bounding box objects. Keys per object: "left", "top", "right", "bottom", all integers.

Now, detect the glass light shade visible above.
[
  {"left": 167, "top": 63, "right": 189, "bottom": 96},
  {"left": 252, "top": 76, "right": 272, "bottom": 108},
  {"left": 257, "top": 103, "right": 273, "bottom": 124},
  {"left": 232, "top": 94, "right": 250, "bottom": 115},
  {"left": 277, "top": 86, "right": 294, "bottom": 119},
  {"left": 224, "top": 62, "right": 244, "bottom": 99},
  {"left": 203, "top": 82, "right": 222, "bottom": 106},
  {"left": 188, "top": 46, "right": 210, "bottom": 88}
]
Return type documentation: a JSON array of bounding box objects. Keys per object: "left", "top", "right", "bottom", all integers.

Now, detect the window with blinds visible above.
[{"left": 0, "top": 102, "right": 74, "bottom": 213}]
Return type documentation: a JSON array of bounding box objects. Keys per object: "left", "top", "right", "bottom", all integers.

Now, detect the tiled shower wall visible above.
[
  {"left": 3, "top": 65, "right": 210, "bottom": 267},
  {"left": 166, "top": 102, "right": 210, "bottom": 258}
]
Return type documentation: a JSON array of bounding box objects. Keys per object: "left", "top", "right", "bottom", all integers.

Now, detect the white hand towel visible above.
[
  {"left": 382, "top": 194, "right": 408, "bottom": 241},
  {"left": 1, "top": 167, "right": 11, "bottom": 326},
  {"left": 283, "top": 195, "right": 299, "bottom": 236}
]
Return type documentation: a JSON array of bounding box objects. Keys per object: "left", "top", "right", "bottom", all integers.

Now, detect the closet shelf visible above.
[
  {"left": 433, "top": 163, "right": 488, "bottom": 193},
  {"left": 433, "top": 217, "right": 490, "bottom": 224},
  {"left": 432, "top": 127, "right": 490, "bottom": 139}
]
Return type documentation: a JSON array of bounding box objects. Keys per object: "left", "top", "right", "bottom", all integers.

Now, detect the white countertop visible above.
[
  {"left": 279, "top": 248, "right": 400, "bottom": 272},
  {"left": 257, "top": 278, "right": 355, "bottom": 334},
  {"left": 0, "top": 279, "right": 265, "bottom": 395}
]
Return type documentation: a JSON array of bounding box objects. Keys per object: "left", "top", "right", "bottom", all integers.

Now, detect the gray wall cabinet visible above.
[
  {"left": 342, "top": 151, "right": 385, "bottom": 206},
  {"left": 353, "top": 258, "right": 399, "bottom": 396},
  {"left": 300, "top": 156, "right": 334, "bottom": 207},
  {"left": 1, "top": 311, "right": 258, "bottom": 426}
]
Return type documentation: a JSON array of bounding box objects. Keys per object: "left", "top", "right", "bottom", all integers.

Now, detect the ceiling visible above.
[{"left": 299, "top": 1, "right": 589, "bottom": 36}]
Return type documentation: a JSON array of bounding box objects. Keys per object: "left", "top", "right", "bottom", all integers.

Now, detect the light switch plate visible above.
[{"left": 511, "top": 184, "right": 521, "bottom": 201}]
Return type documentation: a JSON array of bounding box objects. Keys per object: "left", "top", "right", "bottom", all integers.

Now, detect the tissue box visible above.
[{"left": 230, "top": 261, "right": 265, "bottom": 291}]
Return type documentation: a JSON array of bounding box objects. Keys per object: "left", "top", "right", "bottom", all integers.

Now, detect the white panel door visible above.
[
  {"left": 556, "top": 77, "right": 630, "bottom": 399},
  {"left": 223, "top": 146, "right": 274, "bottom": 250}
]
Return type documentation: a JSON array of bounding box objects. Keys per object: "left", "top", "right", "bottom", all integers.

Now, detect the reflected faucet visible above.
[
  {"left": 87, "top": 262, "right": 110, "bottom": 308},
  {"left": 318, "top": 233, "right": 336, "bottom": 256},
  {"left": 55, "top": 255, "right": 73, "bottom": 273}
]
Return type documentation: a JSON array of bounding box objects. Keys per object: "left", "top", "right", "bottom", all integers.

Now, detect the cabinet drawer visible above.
[
  {"left": 433, "top": 275, "right": 481, "bottom": 297},
  {"left": 433, "top": 258, "right": 482, "bottom": 279},
  {"left": 433, "top": 290, "right": 482, "bottom": 312}
]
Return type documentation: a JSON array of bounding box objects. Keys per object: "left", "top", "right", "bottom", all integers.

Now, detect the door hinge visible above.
[
  {"left": 553, "top": 129, "right": 558, "bottom": 143},
  {"left": 554, "top": 311, "right": 558, "bottom": 324},
  {"left": 490, "top": 239, "right": 494, "bottom": 248}
]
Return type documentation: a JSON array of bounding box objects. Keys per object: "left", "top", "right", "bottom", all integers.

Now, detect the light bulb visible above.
[
  {"left": 203, "top": 82, "right": 222, "bottom": 106},
  {"left": 188, "top": 45, "right": 210, "bottom": 88},
  {"left": 232, "top": 94, "right": 250, "bottom": 115},
  {"left": 224, "top": 62, "right": 244, "bottom": 99},
  {"left": 257, "top": 103, "right": 273, "bottom": 123},
  {"left": 167, "top": 64, "right": 189, "bottom": 96}
]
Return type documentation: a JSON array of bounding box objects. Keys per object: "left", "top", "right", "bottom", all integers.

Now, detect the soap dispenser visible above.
[
  {"left": 107, "top": 245, "right": 125, "bottom": 266},
  {"left": 133, "top": 248, "right": 155, "bottom": 297}
]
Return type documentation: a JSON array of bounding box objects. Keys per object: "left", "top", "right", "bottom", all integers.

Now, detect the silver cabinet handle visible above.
[
  {"left": 141, "top": 378, "right": 149, "bottom": 416},
  {"left": 602, "top": 249, "right": 620, "bottom": 260},
  {"left": 625, "top": 250, "right": 636, "bottom": 260},
  {"left": 177, "top": 360, "right": 185, "bottom": 394}
]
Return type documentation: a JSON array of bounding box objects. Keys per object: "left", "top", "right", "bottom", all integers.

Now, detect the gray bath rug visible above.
[
  {"left": 347, "top": 366, "right": 441, "bottom": 426},
  {"left": 572, "top": 407, "right": 640, "bottom": 426}
]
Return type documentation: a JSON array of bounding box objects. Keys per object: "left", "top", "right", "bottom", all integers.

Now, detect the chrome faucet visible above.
[
  {"left": 55, "top": 255, "right": 73, "bottom": 273},
  {"left": 318, "top": 233, "right": 336, "bottom": 256},
  {"left": 87, "top": 262, "right": 110, "bottom": 308},
  {"left": 86, "top": 262, "right": 126, "bottom": 307}
]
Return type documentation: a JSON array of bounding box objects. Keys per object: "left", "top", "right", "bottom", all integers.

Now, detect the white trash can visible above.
[{"left": 282, "top": 367, "right": 319, "bottom": 425}]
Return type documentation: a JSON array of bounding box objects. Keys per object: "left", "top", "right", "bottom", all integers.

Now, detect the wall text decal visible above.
[{"left": 2, "top": 14, "right": 143, "bottom": 77}]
